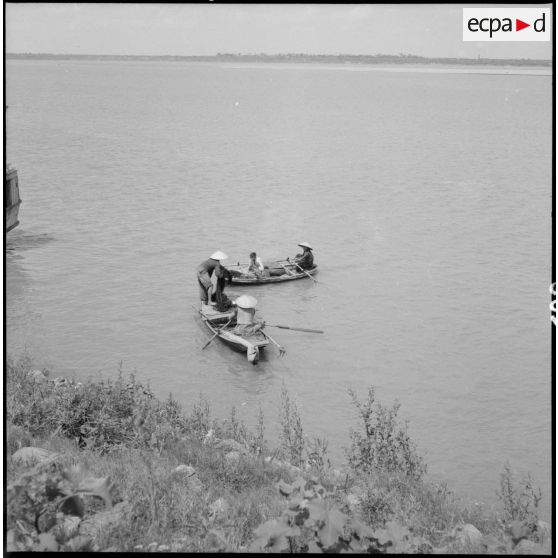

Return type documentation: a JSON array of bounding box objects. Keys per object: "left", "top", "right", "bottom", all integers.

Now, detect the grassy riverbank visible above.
[{"left": 5, "top": 356, "right": 551, "bottom": 553}]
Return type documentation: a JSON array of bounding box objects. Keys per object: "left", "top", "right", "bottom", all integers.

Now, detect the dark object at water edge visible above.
[{"left": 5, "top": 166, "right": 22, "bottom": 232}]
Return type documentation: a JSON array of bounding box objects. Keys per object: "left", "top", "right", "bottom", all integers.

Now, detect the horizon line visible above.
[{"left": 5, "top": 52, "right": 552, "bottom": 62}]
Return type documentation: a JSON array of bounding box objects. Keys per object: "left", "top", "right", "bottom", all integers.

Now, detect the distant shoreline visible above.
[{"left": 5, "top": 52, "right": 551, "bottom": 67}]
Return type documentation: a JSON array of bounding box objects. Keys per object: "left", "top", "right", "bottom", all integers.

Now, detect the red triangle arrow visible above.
[{"left": 516, "top": 19, "right": 530, "bottom": 31}]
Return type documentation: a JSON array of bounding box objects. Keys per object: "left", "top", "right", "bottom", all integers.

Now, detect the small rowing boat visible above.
[
  {"left": 227, "top": 260, "right": 318, "bottom": 285},
  {"left": 198, "top": 302, "right": 269, "bottom": 364}
]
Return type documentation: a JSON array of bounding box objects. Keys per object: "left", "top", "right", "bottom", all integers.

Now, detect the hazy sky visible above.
[{"left": 4, "top": 3, "right": 553, "bottom": 59}]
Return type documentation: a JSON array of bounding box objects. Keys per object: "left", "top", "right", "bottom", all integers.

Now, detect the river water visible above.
[{"left": 5, "top": 60, "right": 552, "bottom": 519}]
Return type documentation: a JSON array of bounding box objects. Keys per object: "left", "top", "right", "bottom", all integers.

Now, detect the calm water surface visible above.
[{"left": 5, "top": 60, "right": 552, "bottom": 519}]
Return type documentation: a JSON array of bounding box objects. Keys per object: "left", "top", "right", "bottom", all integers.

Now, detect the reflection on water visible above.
[
  {"left": 5, "top": 238, "right": 42, "bottom": 359},
  {"left": 5, "top": 230, "right": 56, "bottom": 252}
]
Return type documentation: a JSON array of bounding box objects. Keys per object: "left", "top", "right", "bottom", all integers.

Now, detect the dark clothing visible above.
[
  {"left": 294, "top": 250, "right": 314, "bottom": 270},
  {"left": 197, "top": 258, "right": 220, "bottom": 303},
  {"left": 213, "top": 267, "right": 233, "bottom": 310},
  {"left": 215, "top": 265, "right": 233, "bottom": 286},
  {"left": 197, "top": 261, "right": 233, "bottom": 309},
  {"left": 197, "top": 258, "right": 220, "bottom": 283}
]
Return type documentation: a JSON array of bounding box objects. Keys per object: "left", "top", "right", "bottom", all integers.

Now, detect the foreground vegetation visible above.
[{"left": 5, "top": 357, "right": 551, "bottom": 553}]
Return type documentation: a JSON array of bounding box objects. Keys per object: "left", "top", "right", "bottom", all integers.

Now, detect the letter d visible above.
[{"left": 534, "top": 13, "right": 545, "bottom": 32}]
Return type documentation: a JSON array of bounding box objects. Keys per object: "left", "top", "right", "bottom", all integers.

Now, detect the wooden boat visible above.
[
  {"left": 227, "top": 260, "right": 318, "bottom": 285},
  {"left": 5, "top": 166, "right": 21, "bottom": 232},
  {"left": 198, "top": 303, "right": 269, "bottom": 364}
]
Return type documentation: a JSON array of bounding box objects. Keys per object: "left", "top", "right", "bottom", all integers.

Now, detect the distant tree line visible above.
[{"left": 5, "top": 52, "right": 551, "bottom": 67}]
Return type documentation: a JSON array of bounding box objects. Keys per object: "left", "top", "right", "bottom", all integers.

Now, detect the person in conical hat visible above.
[
  {"left": 197, "top": 250, "right": 229, "bottom": 305},
  {"left": 291, "top": 241, "right": 314, "bottom": 270},
  {"left": 233, "top": 294, "right": 265, "bottom": 337}
]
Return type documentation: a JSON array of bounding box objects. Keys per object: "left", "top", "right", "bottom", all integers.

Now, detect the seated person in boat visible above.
[
  {"left": 247, "top": 252, "right": 269, "bottom": 278},
  {"left": 291, "top": 242, "right": 314, "bottom": 270},
  {"left": 232, "top": 295, "right": 265, "bottom": 337},
  {"left": 197, "top": 250, "right": 228, "bottom": 305},
  {"left": 248, "top": 252, "right": 264, "bottom": 274}
]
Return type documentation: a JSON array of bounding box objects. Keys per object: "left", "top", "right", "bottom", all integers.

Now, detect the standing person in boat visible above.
[
  {"left": 248, "top": 252, "right": 265, "bottom": 278},
  {"left": 291, "top": 242, "right": 314, "bottom": 270},
  {"left": 197, "top": 251, "right": 228, "bottom": 305},
  {"left": 232, "top": 295, "right": 265, "bottom": 337}
]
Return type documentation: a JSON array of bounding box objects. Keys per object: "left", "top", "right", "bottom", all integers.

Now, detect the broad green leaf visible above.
[
  {"left": 373, "top": 527, "right": 392, "bottom": 546},
  {"left": 37, "top": 533, "right": 59, "bottom": 552},
  {"left": 307, "top": 540, "right": 322, "bottom": 553},
  {"left": 306, "top": 500, "right": 328, "bottom": 524},
  {"left": 352, "top": 519, "right": 375, "bottom": 540},
  {"left": 328, "top": 539, "right": 352, "bottom": 553},
  {"left": 288, "top": 496, "right": 305, "bottom": 510},
  {"left": 510, "top": 520, "right": 530, "bottom": 542},
  {"left": 252, "top": 518, "right": 300, "bottom": 552},
  {"left": 62, "top": 464, "right": 87, "bottom": 488},
  {"left": 249, "top": 536, "right": 271, "bottom": 552},
  {"left": 268, "top": 528, "right": 300, "bottom": 553},
  {"left": 59, "top": 494, "right": 85, "bottom": 516},
  {"left": 285, "top": 506, "right": 309, "bottom": 527},
  {"left": 269, "top": 534, "right": 290, "bottom": 553},
  {"left": 207, "top": 529, "right": 228, "bottom": 552},
  {"left": 76, "top": 476, "right": 114, "bottom": 508},
  {"left": 251, "top": 519, "right": 281, "bottom": 552},
  {"left": 60, "top": 464, "right": 114, "bottom": 507},
  {"left": 63, "top": 535, "right": 93, "bottom": 552},
  {"left": 480, "top": 534, "right": 506, "bottom": 553},
  {"left": 318, "top": 508, "right": 348, "bottom": 548},
  {"left": 286, "top": 526, "right": 301, "bottom": 538},
  {"left": 277, "top": 480, "right": 293, "bottom": 496},
  {"left": 385, "top": 520, "right": 412, "bottom": 552},
  {"left": 385, "top": 520, "right": 410, "bottom": 542},
  {"left": 253, "top": 518, "right": 285, "bottom": 539},
  {"left": 386, "top": 542, "right": 404, "bottom": 554}
]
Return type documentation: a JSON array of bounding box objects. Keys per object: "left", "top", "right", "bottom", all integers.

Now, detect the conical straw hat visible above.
[
  {"left": 235, "top": 295, "right": 258, "bottom": 309},
  {"left": 297, "top": 242, "right": 313, "bottom": 250},
  {"left": 210, "top": 250, "right": 228, "bottom": 261}
]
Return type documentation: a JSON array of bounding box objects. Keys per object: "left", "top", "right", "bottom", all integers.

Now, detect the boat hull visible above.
[
  {"left": 228, "top": 260, "right": 318, "bottom": 285},
  {"left": 198, "top": 303, "right": 268, "bottom": 363},
  {"left": 5, "top": 168, "right": 21, "bottom": 233},
  {"left": 5, "top": 202, "right": 21, "bottom": 232}
]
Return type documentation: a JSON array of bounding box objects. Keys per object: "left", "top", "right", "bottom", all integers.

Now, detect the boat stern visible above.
[
  {"left": 200, "top": 303, "right": 236, "bottom": 324},
  {"left": 247, "top": 345, "right": 260, "bottom": 364}
]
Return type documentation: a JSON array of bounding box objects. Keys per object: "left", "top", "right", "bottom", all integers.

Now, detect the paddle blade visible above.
[
  {"left": 269, "top": 325, "right": 324, "bottom": 334},
  {"left": 202, "top": 334, "right": 218, "bottom": 350}
]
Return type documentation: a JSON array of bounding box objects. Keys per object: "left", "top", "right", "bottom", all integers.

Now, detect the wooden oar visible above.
[
  {"left": 192, "top": 305, "right": 235, "bottom": 350},
  {"left": 266, "top": 324, "right": 324, "bottom": 334},
  {"left": 279, "top": 262, "right": 296, "bottom": 276},
  {"left": 262, "top": 330, "right": 286, "bottom": 356},
  {"left": 288, "top": 259, "right": 319, "bottom": 284},
  {"left": 202, "top": 317, "right": 233, "bottom": 350}
]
